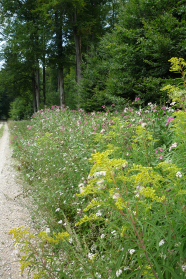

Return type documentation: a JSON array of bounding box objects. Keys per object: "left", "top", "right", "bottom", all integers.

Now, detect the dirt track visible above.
[{"left": 0, "top": 123, "right": 32, "bottom": 278}]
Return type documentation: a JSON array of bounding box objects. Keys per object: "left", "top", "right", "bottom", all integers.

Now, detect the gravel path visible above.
[{"left": 0, "top": 122, "right": 32, "bottom": 278}]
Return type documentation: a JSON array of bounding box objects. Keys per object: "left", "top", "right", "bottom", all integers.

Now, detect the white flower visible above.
[
  {"left": 124, "top": 266, "right": 129, "bottom": 270},
  {"left": 88, "top": 174, "right": 92, "bottom": 180},
  {"left": 113, "top": 193, "right": 120, "bottom": 200},
  {"left": 116, "top": 269, "right": 122, "bottom": 277},
  {"left": 159, "top": 240, "right": 165, "bottom": 247},
  {"left": 176, "top": 171, "right": 182, "bottom": 178},
  {"left": 77, "top": 208, "right": 81, "bottom": 214},
  {"left": 97, "top": 179, "right": 104, "bottom": 185},
  {"left": 96, "top": 171, "right": 107, "bottom": 177},
  {"left": 170, "top": 101, "right": 176, "bottom": 106},
  {"left": 55, "top": 208, "right": 60, "bottom": 212},
  {"left": 100, "top": 234, "right": 105, "bottom": 239},
  {"left": 141, "top": 122, "right": 147, "bottom": 127},
  {"left": 58, "top": 220, "right": 63, "bottom": 224},
  {"left": 95, "top": 272, "right": 101, "bottom": 278},
  {"left": 122, "top": 162, "right": 128, "bottom": 168},
  {"left": 97, "top": 179, "right": 105, "bottom": 189},
  {"left": 45, "top": 228, "right": 50, "bottom": 233},
  {"left": 128, "top": 249, "right": 135, "bottom": 255},
  {"left": 88, "top": 253, "right": 95, "bottom": 260},
  {"left": 96, "top": 210, "right": 102, "bottom": 216},
  {"left": 111, "top": 230, "right": 117, "bottom": 236},
  {"left": 182, "top": 264, "right": 186, "bottom": 272},
  {"left": 91, "top": 244, "right": 97, "bottom": 252},
  {"left": 69, "top": 238, "right": 73, "bottom": 243},
  {"left": 78, "top": 183, "right": 85, "bottom": 193},
  {"left": 159, "top": 253, "right": 166, "bottom": 259}
]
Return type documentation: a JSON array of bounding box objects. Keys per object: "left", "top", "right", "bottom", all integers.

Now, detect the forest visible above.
[
  {"left": 1, "top": 1, "right": 186, "bottom": 277},
  {"left": 0, "top": 0, "right": 186, "bottom": 119}
]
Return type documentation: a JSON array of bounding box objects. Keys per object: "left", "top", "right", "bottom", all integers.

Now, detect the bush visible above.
[{"left": 9, "top": 97, "right": 32, "bottom": 120}]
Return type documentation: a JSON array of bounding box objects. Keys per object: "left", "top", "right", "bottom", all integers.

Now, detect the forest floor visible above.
[{"left": 0, "top": 122, "right": 32, "bottom": 279}]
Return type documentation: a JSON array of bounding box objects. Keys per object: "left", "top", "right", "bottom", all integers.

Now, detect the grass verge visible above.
[{"left": 8, "top": 104, "right": 186, "bottom": 279}]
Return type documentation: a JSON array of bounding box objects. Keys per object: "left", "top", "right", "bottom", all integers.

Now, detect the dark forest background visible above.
[{"left": 0, "top": 0, "right": 185, "bottom": 119}]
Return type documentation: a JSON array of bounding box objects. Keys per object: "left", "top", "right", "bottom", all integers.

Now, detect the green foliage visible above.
[
  {"left": 169, "top": 110, "right": 186, "bottom": 173},
  {"left": 0, "top": 90, "right": 10, "bottom": 119},
  {"left": 64, "top": 67, "right": 78, "bottom": 110},
  {"left": 9, "top": 227, "right": 69, "bottom": 278},
  {"left": 0, "top": 0, "right": 116, "bottom": 112},
  {"left": 9, "top": 97, "right": 32, "bottom": 120},
  {"left": 75, "top": 117, "right": 186, "bottom": 278},
  {"left": 79, "top": 0, "right": 186, "bottom": 106},
  {"left": 0, "top": 123, "right": 4, "bottom": 138},
  {"left": 161, "top": 57, "right": 186, "bottom": 109},
  {"left": 1, "top": 0, "right": 186, "bottom": 112},
  {"left": 8, "top": 99, "right": 186, "bottom": 278}
]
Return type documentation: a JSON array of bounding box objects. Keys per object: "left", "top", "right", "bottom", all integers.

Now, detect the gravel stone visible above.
[{"left": 0, "top": 123, "right": 32, "bottom": 278}]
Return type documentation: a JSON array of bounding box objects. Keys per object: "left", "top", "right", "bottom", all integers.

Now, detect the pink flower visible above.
[
  {"left": 159, "top": 156, "right": 163, "bottom": 160},
  {"left": 169, "top": 142, "right": 177, "bottom": 151},
  {"left": 158, "top": 147, "right": 163, "bottom": 152},
  {"left": 165, "top": 117, "right": 174, "bottom": 126}
]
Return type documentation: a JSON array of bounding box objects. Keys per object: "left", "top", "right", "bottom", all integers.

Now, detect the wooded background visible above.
[{"left": 0, "top": 0, "right": 185, "bottom": 119}]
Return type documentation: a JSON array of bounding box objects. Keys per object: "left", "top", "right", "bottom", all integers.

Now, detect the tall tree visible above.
[
  {"left": 0, "top": 0, "right": 52, "bottom": 112},
  {"left": 79, "top": 0, "right": 186, "bottom": 109}
]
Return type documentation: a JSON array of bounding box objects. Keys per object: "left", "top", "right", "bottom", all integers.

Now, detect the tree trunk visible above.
[
  {"left": 43, "top": 65, "right": 46, "bottom": 106},
  {"left": 59, "top": 68, "right": 65, "bottom": 107},
  {"left": 74, "top": 31, "right": 82, "bottom": 84},
  {"left": 36, "top": 66, "right": 40, "bottom": 111},
  {"left": 32, "top": 68, "right": 37, "bottom": 113},
  {"left": 73, "top": 10, "right": 82, "bottom": 85},
  {"left": 73, "top": 10, "right": 82, "bottom": 107},
  {"left": 55, "top": 11, "right": 65, "bottom": 107}
]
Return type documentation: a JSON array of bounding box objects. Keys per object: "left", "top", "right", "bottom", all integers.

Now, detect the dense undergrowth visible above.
[
  {"left": 8, "top": 101, "right": 186, "bottom": 279},
  {"left": 8, "top": 58, "right": 186, "bottom": 278}
]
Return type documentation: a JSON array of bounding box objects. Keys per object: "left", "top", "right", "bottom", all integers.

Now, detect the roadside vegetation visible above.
[
  {"left": 0, "top": 123, "right": 4, "bottom": 138},
  {"left": 8, "top": 59, "right": 186, "bottom": 278}
]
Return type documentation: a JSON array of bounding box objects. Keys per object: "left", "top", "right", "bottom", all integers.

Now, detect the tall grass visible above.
[
  {"left": 0, "top": 123, "right": 4, "bottom": 138},
  {"left": 8, "top": 102, "right": 186, "bottom": 278}
]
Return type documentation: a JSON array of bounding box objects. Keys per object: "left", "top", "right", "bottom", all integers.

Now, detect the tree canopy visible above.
[{"left": 0, "top": 0, "right": 185, "bottom": 118}]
